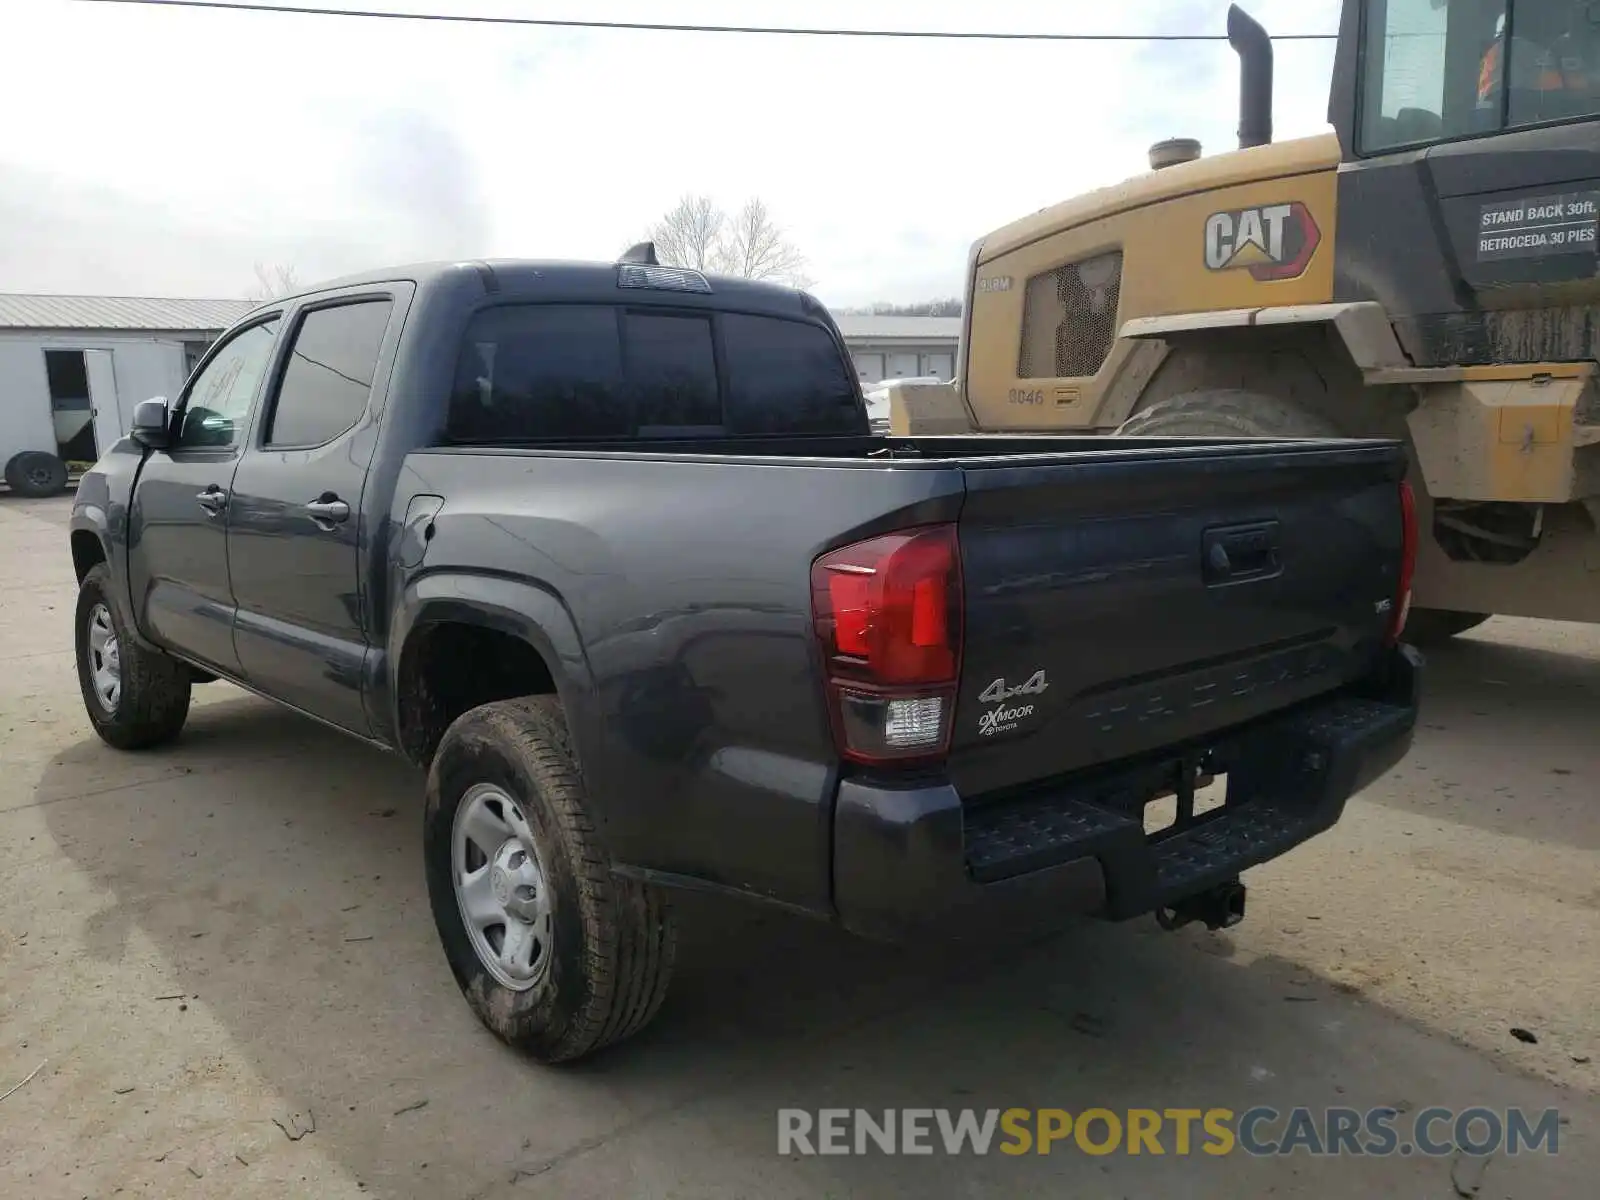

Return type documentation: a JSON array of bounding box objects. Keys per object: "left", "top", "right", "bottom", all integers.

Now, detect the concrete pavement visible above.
[{"left": 1, "top": 492, "right": 1595, "bottom": 1199}]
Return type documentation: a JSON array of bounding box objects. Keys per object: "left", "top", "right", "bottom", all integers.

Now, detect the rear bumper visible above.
[{"left": 832, "top": 644, "right": 1422, "bottom": 941}]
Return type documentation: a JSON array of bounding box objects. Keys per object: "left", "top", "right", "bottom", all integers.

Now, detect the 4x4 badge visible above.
[{"left": 979, "top": 671, "right": 1048, "bottom": 704}]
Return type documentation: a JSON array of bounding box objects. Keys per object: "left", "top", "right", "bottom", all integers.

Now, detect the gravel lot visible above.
[{"left": 2, "top": 491, "right": 1596, "bottom": 1198}]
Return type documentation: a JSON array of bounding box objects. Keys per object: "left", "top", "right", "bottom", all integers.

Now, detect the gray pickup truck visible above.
[{"left": 68, "top": 251, "right": 1421, "bottom": 1063}]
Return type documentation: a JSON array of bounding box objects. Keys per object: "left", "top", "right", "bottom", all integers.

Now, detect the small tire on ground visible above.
[
  {"left": 74, "top": 563, "right": 192, "bottom": 750},
  {"left": 424, "top": 695, "right": 677, "bottom": 1064},
  {"left": 1114, "top": 388, "right": 1342, "bottom": 440},
  {"left": 1402, "top": 609, "right": 1491, "bottom": 644},
  {"left": 5, "top": 450, "right": 70, "bottom": 498}
]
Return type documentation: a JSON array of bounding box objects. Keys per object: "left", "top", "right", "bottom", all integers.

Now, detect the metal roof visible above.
[
  {"left": 830, "top": 315, "right": 961, "bottom": 342},
  {"left": 0, "top": 293, "right": 253, "bottom": 333},
  {"left": 0, "top": 291, "right": 963, "bottom": 343}
]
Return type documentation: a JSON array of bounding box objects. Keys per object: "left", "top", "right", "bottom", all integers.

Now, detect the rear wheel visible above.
[{"left": 423, "top": 695, "right": 677, "bottom": 1064}]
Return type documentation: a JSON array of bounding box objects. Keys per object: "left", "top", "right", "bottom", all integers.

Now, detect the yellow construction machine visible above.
[{"left": 894, "top": 1, "right": 1600, "bottom": 641}]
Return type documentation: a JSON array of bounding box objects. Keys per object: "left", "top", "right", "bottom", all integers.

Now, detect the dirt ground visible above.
[{"left": 1, "top": 492, "right": 1596, "bottom": 1199}]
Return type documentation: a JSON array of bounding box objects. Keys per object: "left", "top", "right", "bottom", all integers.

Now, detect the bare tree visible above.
[
  {"left": 246, "top": 262, "right": 301, "bottom": 303},
  {"left": 646, "top": 195, "right": 725, "bottom": 273},
  {"left": 717, "top": 197, "right": 811, "bottom": 287},
  {"left": 838, "top": 298, "right": 964, "bottom": 317},
  {"left": 642, "top": 195, "right": 810, "bottom": 287}
]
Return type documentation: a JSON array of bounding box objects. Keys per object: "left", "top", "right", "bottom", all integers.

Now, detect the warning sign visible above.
[{"left": 1478, "top": 192, "right": 1600, "bottom": 261}]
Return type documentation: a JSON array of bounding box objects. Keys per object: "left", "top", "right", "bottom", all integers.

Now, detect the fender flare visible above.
[
  {"left": 68, "top": 508, "right": 112, "bottom": 582},
  {"left": 68, "top": 504, "right": 164, "bottom": 653},
  {"left": 1118, "top": 300, "right": 1408, "bottom": 371},
  {"left": 385, "top": 570, "right": 599, "bottom": 767}
]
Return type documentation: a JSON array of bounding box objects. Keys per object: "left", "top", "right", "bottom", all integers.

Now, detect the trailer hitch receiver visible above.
[{"left": 1156, "top": 880, "right": 1247, "bottom": 932}]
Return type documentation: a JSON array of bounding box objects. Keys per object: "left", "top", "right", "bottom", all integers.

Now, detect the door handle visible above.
[
  {"left": 305, "top": 496, "right": 350, "bottom": 527},
  {"left": 196, "top": 486, "right": 228, "bottom": 515}
]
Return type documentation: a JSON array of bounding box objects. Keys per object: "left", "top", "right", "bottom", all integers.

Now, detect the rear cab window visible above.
[{"left": 446, "top": 303, "right": 865, "bottom": 443}]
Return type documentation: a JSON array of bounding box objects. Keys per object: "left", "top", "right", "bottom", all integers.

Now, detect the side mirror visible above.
[{"left": 131, "top": 397, "right": 173, "bottom": 450}]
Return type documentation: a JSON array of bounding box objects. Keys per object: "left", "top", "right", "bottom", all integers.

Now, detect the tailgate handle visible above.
[{"left": 1202, "top": 521, "right": 1282, "bottom": 585}]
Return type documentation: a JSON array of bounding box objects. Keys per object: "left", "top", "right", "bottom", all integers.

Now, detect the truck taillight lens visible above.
[
  {"left": 811, "top": 524, "right": 963, "bottom": 764},
  {"left": 1388, "top": 479, "right": 1418, "bottom": 645}
]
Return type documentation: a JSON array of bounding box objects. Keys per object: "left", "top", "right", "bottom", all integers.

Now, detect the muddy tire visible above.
[
  {"left": 423, "top": 696, "right": 677, "bottom": 1064},
  {"left": 1115, "top": 388, "right": 1341, "bottom": 440},
  {"left": 5, "top": 450, "right": 69, "bottom": 498},
  {"left": 1402, "top": 609, "right": 1491, "bottom": 644},
  {"left": 74, "top": 563, "right": 192, "bottom": 750}
]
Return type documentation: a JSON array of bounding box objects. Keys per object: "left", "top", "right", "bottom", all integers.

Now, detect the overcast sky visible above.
[{"left": 0, "top": 0, "right": 1341, "bottom": 307}]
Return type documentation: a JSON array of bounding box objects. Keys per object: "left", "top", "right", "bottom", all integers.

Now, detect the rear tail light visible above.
[
  {"left": 811, "top": 524, "right": 963, "bottom": 764},
  {"left": 1388, "top": 479, "right": 1418, "bottom": 645}
]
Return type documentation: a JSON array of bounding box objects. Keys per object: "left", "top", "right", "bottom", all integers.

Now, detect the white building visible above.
[
  {"left": 0, "top": 294, "right": 251, "bottom": 493},
  {"left": 831, "top": 315, "right": 961, "bottom": 385}
]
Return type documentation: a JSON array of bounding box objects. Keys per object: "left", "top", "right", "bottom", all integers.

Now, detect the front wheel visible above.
[
  {"left": 1114, "top": 388, "right": 1340, "bottom": 440},
  {"left": 423, "top": 696, "right": 677, "bottom": 1064},
  {"left": 74, "top": 563, "right": 192, "bottom": 749}
]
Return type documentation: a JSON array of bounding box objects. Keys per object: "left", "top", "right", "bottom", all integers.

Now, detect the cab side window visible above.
[{"left": 176, "top": 319, "right": 281, "bottom": 450}]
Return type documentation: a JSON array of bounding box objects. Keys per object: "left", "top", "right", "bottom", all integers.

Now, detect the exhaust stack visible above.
[{"left": 1227, "top": 4, "right": 1273, "bottom": 149}]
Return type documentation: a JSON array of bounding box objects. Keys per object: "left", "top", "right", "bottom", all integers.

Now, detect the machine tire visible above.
[
  {"left": 5, "top": 450, "right": 69, "bottom": 497},
  {"left": 423, "top": 695, "right": 677, "bottom": 1064},
  {"left": 1402, "top": 609, "right": 1491, "bottom": 644},
  {"left": 74, "top": 563, "right": 193, "bottom": 750},
  {"left": 1114, "top": 388, "right": 1341, "bottom": 440}
]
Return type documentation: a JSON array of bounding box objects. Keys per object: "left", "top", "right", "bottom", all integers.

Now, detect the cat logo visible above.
[{"left": 1203, "top": 201, "right": 1322, "bottom": 281}]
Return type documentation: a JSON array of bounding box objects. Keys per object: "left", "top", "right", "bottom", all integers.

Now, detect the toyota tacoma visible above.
[{"left": 68, "top": 249, "right": 1422, "bottom": 1063}]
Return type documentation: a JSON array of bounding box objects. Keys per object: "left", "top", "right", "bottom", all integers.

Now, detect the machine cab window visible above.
[{"left": 1361, "top": 0, "right": 1600, "bottom": 153}]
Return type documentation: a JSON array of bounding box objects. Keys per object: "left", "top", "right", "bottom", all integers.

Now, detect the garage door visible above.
[
  {"left": 923, "top": 353, "right": 953, "bottom": 380},
  {"left": 886, "top": 353, "right": 919, "bottom": 379},
  {"left": 853, "top": 353, "right": 884, "bottom": 383}
]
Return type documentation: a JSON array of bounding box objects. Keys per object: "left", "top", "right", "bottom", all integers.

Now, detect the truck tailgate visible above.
[{"left": 947, "top": 439, "right": 1408, "bottom": 799}]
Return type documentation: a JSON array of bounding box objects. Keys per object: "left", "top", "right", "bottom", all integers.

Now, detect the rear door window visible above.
[{"left": 265, "top": 299, "right": 393, "bottom": 448}]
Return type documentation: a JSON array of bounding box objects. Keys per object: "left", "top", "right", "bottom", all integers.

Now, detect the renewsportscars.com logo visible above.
[{"left": 777, "top": 1106, "right": 1563, "bottom": 1158}]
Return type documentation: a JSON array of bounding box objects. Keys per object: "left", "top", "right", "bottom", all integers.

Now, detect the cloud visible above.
[
  {"left": 0, "top": 0, "right": 1341, "bottom": 305},
  {"left": 0, "top": 163, "right": 354, "bottom": 296},
  {"left": 346, "top": 108, "right": 493, "bottom": 259}
]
